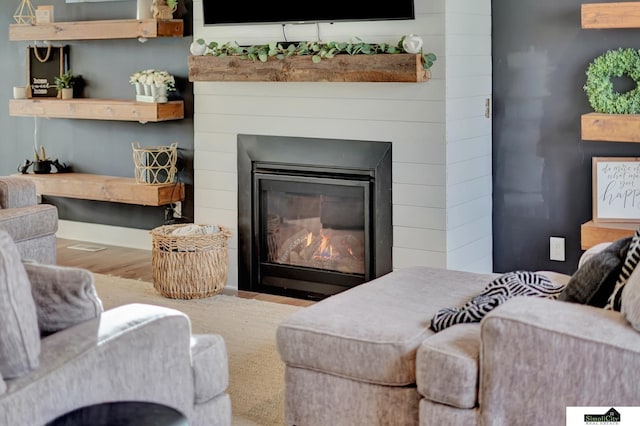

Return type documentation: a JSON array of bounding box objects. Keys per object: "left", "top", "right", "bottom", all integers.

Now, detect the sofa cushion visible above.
[
  {"left": 277, "top": 266, "right": 496, "bottom": 386},
  {"left": 0, "top": 230, "right": 40, "bottom": 378},
  {"left": 23, "top": 262, "right": 103, "bottom": 335},
  {"left": 416, "top": 323, "right": 480, "bottom": 409}
]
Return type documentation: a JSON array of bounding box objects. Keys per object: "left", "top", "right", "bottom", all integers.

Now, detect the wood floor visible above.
[{"left": 56, "top": 238, "right": 314, "bottom": 307}]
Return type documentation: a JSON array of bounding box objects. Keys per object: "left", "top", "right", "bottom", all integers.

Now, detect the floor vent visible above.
[{"left": 67, "top": 244, "right": 107, "bottom": 252}]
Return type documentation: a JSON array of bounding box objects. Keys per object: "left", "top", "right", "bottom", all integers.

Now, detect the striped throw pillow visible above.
[{"left": 605, "top": 227, "right": 640, "bottom": 311}]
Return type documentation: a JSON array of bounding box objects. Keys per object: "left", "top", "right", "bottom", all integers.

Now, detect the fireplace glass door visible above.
[{"left": 254, "top": 171, "right": 371, "bottom": 298}]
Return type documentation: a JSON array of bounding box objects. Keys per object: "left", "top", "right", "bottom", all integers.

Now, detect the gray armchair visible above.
[
  {"left": 0, "top": 229, "right": 231, "bottom": 425},
  {"left": 0, "top": 176, "right": 58, "bottom": 264}
]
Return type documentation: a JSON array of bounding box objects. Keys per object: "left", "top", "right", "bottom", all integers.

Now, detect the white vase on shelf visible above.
[
  {"left": 136, "top": 0, "right": 153, "bottom": 20},
  {"left": 151, "top": 85, "right": 168, "bottom": 103},
  {"left": 60, "top": 88, "right": 73, "bottom": 100}
]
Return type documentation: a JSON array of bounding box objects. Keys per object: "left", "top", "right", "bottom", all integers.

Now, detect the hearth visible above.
[{"left": 238, "top": 135, "right": 392, "bottom": 300}]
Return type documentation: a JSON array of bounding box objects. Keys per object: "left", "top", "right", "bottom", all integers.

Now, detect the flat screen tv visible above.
[{"left": 202, "top": 0, "right": 415, "bottom": 26}]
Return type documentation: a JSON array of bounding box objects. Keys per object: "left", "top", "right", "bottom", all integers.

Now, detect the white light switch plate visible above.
[{"left": 550, "top": 237, "right": 565, "bottom": 262}]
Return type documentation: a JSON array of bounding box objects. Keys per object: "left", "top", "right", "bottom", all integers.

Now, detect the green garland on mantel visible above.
[
  {"left": 584, "top": 48, "right": 640, "bottom": 114},
  {"left": 194, "top": 36, "right": 437, "bottom": 70}
]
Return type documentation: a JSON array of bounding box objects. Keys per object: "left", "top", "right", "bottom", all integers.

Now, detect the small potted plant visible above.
[
  {"left": 54, "top": 70, "right": 75, "bottom": 100},
  {"left": 32, "top": 145, "right": 52, "bottom": 174}
]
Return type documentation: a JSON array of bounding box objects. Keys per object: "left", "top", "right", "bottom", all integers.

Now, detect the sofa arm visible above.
[
  {"left": 0, "top": 177, "right": 37, "bottom": 209},
  {"left": 1, "top": 304, "right": 198, "bottom": 425},
  {"left": 479, "top": 297, "right": 640, "bottom": 426},
  {"left": 191, "top": 334, "right": 229, "bottom": 403}
]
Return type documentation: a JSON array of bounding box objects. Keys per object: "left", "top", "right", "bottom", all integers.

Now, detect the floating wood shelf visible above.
[
  {"left": 581, "top": 220, "right": 637, "bottom": 249},
  {"left": 582, "top": 2, "right": 640, "bottom": 29},
  {"left": 9, "top": 98, "right": 184, "bottom": 123},
  {"left": 14, "top": 173, "right": 184, "bottom": 206},
  {"left": 9, "top": 19, "right": 183, "bottom": 41},
  {"left": 581, "top": 113, "right": 640, "bottom": 143},
  {"left": 188, "top": 53, "right": 430, "bottom": 83}
]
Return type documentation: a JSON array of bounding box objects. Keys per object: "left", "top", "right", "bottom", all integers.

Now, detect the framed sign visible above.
[
  {"left": 27, "top": 45, "right": 68, "bottom": 98},
  {"left": 593, "top": 157, "right": 640, "bottom": 222}
]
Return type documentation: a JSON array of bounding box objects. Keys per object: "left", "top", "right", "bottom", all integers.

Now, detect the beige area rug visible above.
[{"left": 93, "top": 273, "right": 302, "bottom": 426}]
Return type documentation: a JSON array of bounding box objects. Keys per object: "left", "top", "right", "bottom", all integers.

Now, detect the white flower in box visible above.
[{"left": 130, "top": 69, "right": 176, "bottom": 103}]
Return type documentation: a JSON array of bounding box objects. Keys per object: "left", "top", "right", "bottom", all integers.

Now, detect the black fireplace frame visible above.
[{"left": 238, "top": 134, "right": 392, "bottom": 299}]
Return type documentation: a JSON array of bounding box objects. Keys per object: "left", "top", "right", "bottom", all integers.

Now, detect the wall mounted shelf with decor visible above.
[
  {"left": 188, "top": 53, "right": 430, "bottom": 83},
  {"left": 580, "top": 3, "right": 640, "bottom": 248},
  {"left": 580, "top": 220, "right": 637, "bottom": 249},
  {"left": 581, "top": 2, "right": 640, "bottom": 29},
  {"left": 9, "top": 98, "right": 184, "bottom": 123},
  {"left": 9, "top": 19, "right": 183, "bottom": 41},
  {"left": 14, "top": 173, "right": 184, "bottom": 206},
  {"left": 581, "top": 113, "right": 640, "bottom": 143}
]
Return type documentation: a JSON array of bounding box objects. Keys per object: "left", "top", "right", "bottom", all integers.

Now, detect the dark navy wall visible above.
[
  {"left": 0, "top": 0, "right": 194, "bottom": 230},
  {"left": 493, "top": 0, "right": 640, "bottom": 274}
]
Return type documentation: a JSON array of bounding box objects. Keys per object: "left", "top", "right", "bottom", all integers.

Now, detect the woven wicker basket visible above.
[{"left": 150, "top": 224, "right": 232, "bottom": 299}]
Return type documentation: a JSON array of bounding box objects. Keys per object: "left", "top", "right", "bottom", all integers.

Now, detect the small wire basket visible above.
[{"left": 132, "top": 142, "right": 178, "bottom": 185}]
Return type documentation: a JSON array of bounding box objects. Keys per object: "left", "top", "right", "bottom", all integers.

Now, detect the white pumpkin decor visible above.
[
  {"left": 189, "top": 40, "right": 207, "bottom": 56},
  {"left": 402, "top": 34, "right": 424, "bottom": 54}
]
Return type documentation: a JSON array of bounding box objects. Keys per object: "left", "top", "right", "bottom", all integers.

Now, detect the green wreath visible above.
[{"left": 584, "top": 48, "right": 640, "bottom": 114}]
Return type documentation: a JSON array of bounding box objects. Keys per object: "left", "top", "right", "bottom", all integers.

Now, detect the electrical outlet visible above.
[
  {"left": 171, "top": 201, "right": 182, "bottom": 218},
  {"left": 164, "top": 206, "right": 173, "bottom": 222},
  {"left": 550, "top": 237, "right": 565, "bottom": 262}
]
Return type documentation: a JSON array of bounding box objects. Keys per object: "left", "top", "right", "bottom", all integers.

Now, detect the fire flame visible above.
[
  {"left": 303, "top": 230, "right": 359, "bottom": 262},
  {"left": 314, "top": 232, "right": 335, "bottom": 259}
]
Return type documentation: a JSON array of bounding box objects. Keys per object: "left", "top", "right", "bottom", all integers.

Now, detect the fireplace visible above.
[{"left": 238, "top": 134, "right": 392, "bottom": 300}]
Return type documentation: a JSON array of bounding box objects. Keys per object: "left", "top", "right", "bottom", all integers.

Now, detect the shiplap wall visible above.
[
  {"left": 445, "top": 1, "right": 493, "bottom": 272},
  {"left": 191, "top": 0, "right": 491, "bottom": 290}
]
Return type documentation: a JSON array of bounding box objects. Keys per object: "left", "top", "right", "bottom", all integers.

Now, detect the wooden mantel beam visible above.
[{"left": 188, "top": 53, "right": 430, "bottom": 83}]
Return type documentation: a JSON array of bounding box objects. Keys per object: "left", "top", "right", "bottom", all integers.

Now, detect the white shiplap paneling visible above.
[
  {"left": 393, "top": 183, "right": 446, "bottom": 208},
  {"left": 444, "top": 3, "right": 492, "bottom": 271}
]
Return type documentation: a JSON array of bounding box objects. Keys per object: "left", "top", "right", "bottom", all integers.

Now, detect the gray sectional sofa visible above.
[{"left": 277, "top": 247, "right": 640, "bottom": 425}]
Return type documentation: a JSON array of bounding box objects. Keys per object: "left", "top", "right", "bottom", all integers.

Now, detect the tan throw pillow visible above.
[
  {"left": 621, "top": 264, "right": 640, "bottom": 331},
  {"left": 0, "top": 230, "right": 40, "bottom": 378},
  {"left": 23, "top": 262, "right": 103, "bottom": 335}
]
